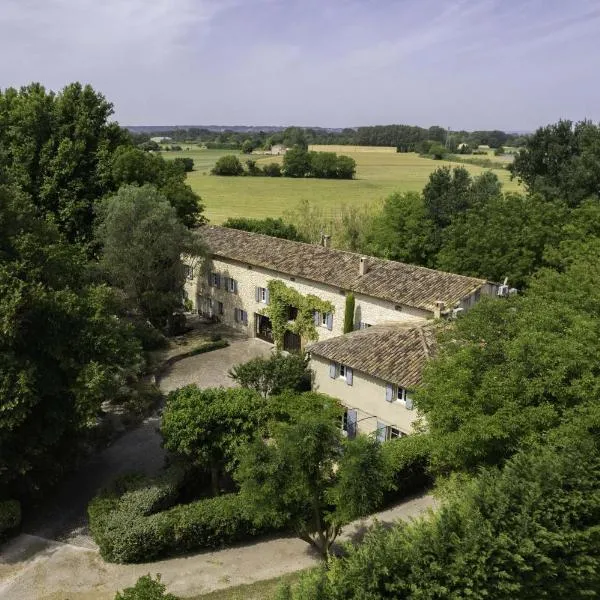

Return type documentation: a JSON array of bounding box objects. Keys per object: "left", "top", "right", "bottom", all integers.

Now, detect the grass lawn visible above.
[
  {"left": 188, "top": 570, "right": 307, "bottom": 600},
  {"left": 163, "top": 146, "right": 521, "bottom": 224}
]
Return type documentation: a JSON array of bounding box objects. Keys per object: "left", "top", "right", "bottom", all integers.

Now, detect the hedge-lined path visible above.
[
  {"left": 0, "top": 494, "right": 435, "bottom": 600},
  {"left": 0, "top": 337, "right": 274, "bottom": 598}
]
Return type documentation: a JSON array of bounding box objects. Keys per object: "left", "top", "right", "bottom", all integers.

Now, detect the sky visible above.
[{"left": 1, "top": 0, "right": 599, "bottom": 130}]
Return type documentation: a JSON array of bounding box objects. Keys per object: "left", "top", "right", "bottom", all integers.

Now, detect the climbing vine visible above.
[{"left": 262, "top": 280, "right": 334, "bottom": 349}]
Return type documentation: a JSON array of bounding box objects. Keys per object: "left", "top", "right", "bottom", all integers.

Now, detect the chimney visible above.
[
  {"left": 433, "top": 301, "right": 445, "bottom": 319},
  {"left": 359, "top": 256, "right": 368, "bottom": 276}
]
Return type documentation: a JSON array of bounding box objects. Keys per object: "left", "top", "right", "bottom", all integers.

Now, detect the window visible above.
[
  {"left": 388, "top": 426, "right": 404, "bottom": 440},
  {"left": 211, "top": 272, "right": 219, "bottom": 287},
  {"left": 228, "top": 278, "right": 236, "bottom": 293},
  {"left": 341, "top": 410, "right": 348, "bottom": 433},
  {"left": 235, "top": 308, "right": 248, "bottom": 325},
  {"left": 207, "top": 298, "right": 213, "bottom": 309},
  {"left": 397, "top": 387, "right": 407, "bottom": 402},
  {"left": 321, "top": 312, "right": 328, "bottom": 326},
  {"left": 358, "top": 321, "right": 372, "bottom": 330},
  {"left": 339, "top": 364, "right": 346, "bottom": 378},
  {"left": 218, "top": 301, "right": 224, "bottom": 315},
  {"left": 260, "top": 287, "right": 267, "bottom": 302},
  {"left": 287, "top": 305, "right": 298, "bottom": 320},
  {"left": 184, "top": 265, "right": 194, "bottom": 280}
]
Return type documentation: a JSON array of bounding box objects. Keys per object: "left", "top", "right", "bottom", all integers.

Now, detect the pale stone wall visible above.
[
  {"left": 184, "top": 256, "right": 431, "bottom": 340},
  {"left": 310, "top": 355, "right": 420, "bottom": 436}
]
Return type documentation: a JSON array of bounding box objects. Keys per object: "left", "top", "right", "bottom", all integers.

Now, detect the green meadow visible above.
[{"left": 163, "top": 146, "right": 520, "bottom": 223}]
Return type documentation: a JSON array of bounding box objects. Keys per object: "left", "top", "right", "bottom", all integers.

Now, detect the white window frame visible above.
[
  {"left": 388, "top": 426, "right": 403, "bottom": 440},
  {"left": 228, "top": 278, "right": 236, "bottom": 293},
  {"left": 396, "top": 386, "right": 407, "bottom": 404},
  {"left": 341, "top": 410, "right": 349, "bottom": 435},
  {"left": 260, "top": 287, "right": 267, "bottom": 303},
  {"left": 339, "top": 364, "right": 346, "bottom": 379},
  {"left": 321, "top": 312, "right": 328, "bottom": 327}
]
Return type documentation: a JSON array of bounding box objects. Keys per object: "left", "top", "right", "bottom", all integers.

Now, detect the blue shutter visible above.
[
  {"left": 347, "top": 410, "right": 357, "bottom": 439},
  {"left": 346, "top": 367, "right": 353, "bottom": 386},
  {"left": 265, "top": 288, "right": 270, "bottom": 305},
  {"left": 385, "top": 383, "right": 394, "bottom": 402},
  {"left": 376, "top": 422, "right": 386, "bottom": 443},
  {"left": 233, "top": 280, "right": 238, "bottom": 294},
  {"left": 329, "top": 362, "right": 337, "bottom": 378},
  {"left": 255, "top": 287, "right": 260, "bottom": 302},
  {"left": 243, "top": 310, "right": 248, "bottom": 325},
  {"left": 314, "top": 311, "right": 320, "bottom": 326},
  {"left": 234, "top": 308, "right": 239, "bottom": 322},
  {"left": 326, "top": 313, "right": 333, "bottom": 331},
  {"left": 405, "top": 393, "right": 414, "bottom": 410}
]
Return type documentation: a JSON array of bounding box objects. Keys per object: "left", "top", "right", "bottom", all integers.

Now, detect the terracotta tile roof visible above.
[
  {"left": 199, "top": 226, "right": 488, "bottom": 312},
  {"left": 307, "top": 322, "right": 436, "bottom": 389}
]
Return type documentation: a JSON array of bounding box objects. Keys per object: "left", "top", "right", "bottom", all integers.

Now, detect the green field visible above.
[{"left": 163, "top": 146, "right": 520, "bottom": 223}]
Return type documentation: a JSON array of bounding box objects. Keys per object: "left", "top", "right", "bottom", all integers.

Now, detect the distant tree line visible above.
[
  {"left": 129, "top": 124, "right": 528, "bottom": 152},
  {"left": 211, "top": 148, "right": 356, "bottom": 179}
]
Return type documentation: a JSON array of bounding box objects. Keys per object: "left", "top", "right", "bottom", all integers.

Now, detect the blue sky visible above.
[{"left": 1, "top": 0, "right": 599, "bottom": 129}]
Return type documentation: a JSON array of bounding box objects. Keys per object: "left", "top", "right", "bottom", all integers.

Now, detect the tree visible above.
[
  {"left": 284, "top": 417, "right": 600, "bottom": 598},
  {"left": 422, "top": 166, "right": 473, "bottom": 230},
  {"left": 335, "top": 154, "right": 356, "bottom": 179},
  {"left": 436, "top": 193, "right": 567, "bottom": 287},
  {"left": 229, "top": 352, "right": 311, "bottom": 397},
  {"left": 236, "top": 407, "right": 391, "bottom": 558},
  {"left": 241, "top": 139, "right": 254, "bottom": 154},
  {"left": 115, "top": 574, "right": 178, "bottom": 600},
  {"left": 222, "top": 217, "right": 307, "bottom": 241},
  {"left": 282, "top": 127, "right": 308, "bottom": 150},
  {"left": 0, "top": 82, "right": 129, "bottom": 245},
  {"left": 138, "top": 140, "right": 160, "bottom": 152},
  {"left": 509, "top": 120, "right": 600, "bottom": 206},
  {"left": 244, "top": 159, "right": 261, "bottom": 176},
  {"left": 366, "top": 192, "right": 437, "bottom": 267},
  {"left": 172, "top": 157, "right": 194, "bottom": 172},
  {"left": 161, "top": 386, "right": 265, "bottom": 495},
  {"left": 309, "top": 151, "right": 338, "bottom": 178},
  {"left": 343, "top": 293, "right": 355, "bottom": 333},
  {"left": 211, "top": 154, "right": 243, "bottom": 176},
  {"left": 282, "top": 146, "right": 310, "bottom": 178},
  {"left": 262, "top": 162, "right": 282, "bottom": 177},
  {"left": 95, "top": 185, "right": 205, "bottom": 328},
  {"left": 0, "top": 185, "right": 142, "bottom": 500}
]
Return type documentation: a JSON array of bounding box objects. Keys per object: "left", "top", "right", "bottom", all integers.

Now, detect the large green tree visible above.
[
  {"left": 95, "top": 185, "right": 205, "bottom": 328},
  {"left": 0, "top": 185, "right": 142, "bottom": 499},
  {"left": 236, "top": 404, "right": 391, "bottom": 558},
  {"left": 0, "top": 83, "right": 128, "bottom": 245}
]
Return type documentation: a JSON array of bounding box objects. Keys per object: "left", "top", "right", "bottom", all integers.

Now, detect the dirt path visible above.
[{"left": 0, "top": 494, "right": 436, "bottom": 600}]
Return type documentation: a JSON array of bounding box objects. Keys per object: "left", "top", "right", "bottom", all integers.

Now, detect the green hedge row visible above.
[
  {"left": 0, "top": 499, "right": 21, "bottom": 538},
  {"left": 88, "top": 466, "right": 275, "bottom": 563}
]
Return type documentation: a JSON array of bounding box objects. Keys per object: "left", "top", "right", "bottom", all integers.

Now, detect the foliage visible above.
[
  {"left": 241, "top": 139, "right": 254, "bottom": 154},
  {"left": 222, "top": 217, "right": 307, "bottom": 241},
  {"left": 281, "top": 148, "right": 355, "bottom": 179},
  {"left": 96, "top": 184, "right": 205, "bottom": 328},
  {"left": 110, "top": 147, "right": 204, "bottom": 227},
  {"left": 436, "top": 193, "right": 568, "bottom": 288},
  {"left": 285, "top": 421, "right": 600, "bottom": 599},
  {"left": 229, "top": 352, "right": 311, "bottom": 397},
  {"left": 211, "top": 155, "right": 243, "bottom": 176},
  {"left": 343, "top": 293, "right": 355, "bottom": 334},
  {"left": 0, "top": 185, "right": 142, "bottom": 499},
  {"left": 262, "top": 162, "right": 282, "bottom": 177},
  {"left": 509, "top": 119, "right": 600, "bottom": 206},
  {"left": 0, "top": 82, "right": 129, "bottom": 246},
  {"left": 88, "top": 467, "right": 274, "bottom": 563},
  {"left": 0, "top": 499, "right": 21, "bottom": 537},
  {"left": 161, "top": 387, "right": 266, "bottom": 494},
  {"left": 188, "top": 339, "right": 229, "bottom": 356},
  {"left": 115, "top": 574, "right": 178, "bottom": 600},
  {"left": 262, "top": 280, "right": 334, "bottom": 349},
  {"left": 417, "top": 243, "right": 600, "bottom": 473},
  {"left": 282, "top": 146, "right": 311, "bottom": 177},
  {"left": 244, "top": 159, "right": 261, "bottom": 176},
  {"left": 236, "top": 402, "right": 389, "bottom": 558}
]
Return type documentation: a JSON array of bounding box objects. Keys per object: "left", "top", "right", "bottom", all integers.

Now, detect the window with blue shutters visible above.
[
  {"left": 376, "top": 422, "right": 387, "bottom": 443},
  {"left": 329, "top": 362, "right": 337, "bottom": 378},
  {"left": 326, "top": 313, "right": 333, "bottom": 331},
  {"left": 385, "top": 383, "right": 394, "bottom": 402}
]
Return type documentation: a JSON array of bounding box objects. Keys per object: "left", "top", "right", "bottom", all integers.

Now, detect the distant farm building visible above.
[
  {"left": 151, "top": 136, "right": 172, "bottom": 143},
  {"left": 269, "top": 144, "right": 288, "bottom": 155}
]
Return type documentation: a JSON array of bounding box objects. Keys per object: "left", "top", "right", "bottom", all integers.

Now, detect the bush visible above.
[
  {"left": 211, "top": 155, "right": 243, "bottom": 176},
  {"left": 131, "top": 320, "right": 168, "bottom": 351},
  {"left": 89, "top": 467, "right": 277, "bottom": 563},
  {"left": 0, "top": 499, "right": 21, "bottom": 538},
  {"left": 115, "top": 574, "right": 178, "bottom": 599},
  {"left": 263, "top": 162, "right": 282, "bottom": 177},
  {"left": 188, "top": 339, "right": 229, "bottom": 355},
  {"left": 172, "top": 157, "right": 194, "bottom": 172},
  {"left": 381, "top": 434, "right": 433, "bottom": 501}
]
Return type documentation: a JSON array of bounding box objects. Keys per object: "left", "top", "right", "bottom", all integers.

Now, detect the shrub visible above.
[
  {"left": 188, "top": 339, "right": 228, "bottom": 356},
  {"left": 115, "top": 574, "right": 178, "bottom": 599},
  {"left": 381, "top": 434, "right": 433, "bottom": 501},
  {"left": 211, "top": 155, "right": 243, "bottom": 176},
  {"left": 89, "top": 467, "right": 277, "bottom": 563},
  {"left": 172, "top": 157, "right": 194, "bottom": 172},
  {"left": 263, "top": 162, "right": 282, "bottom": 177},
  {"left": 0, "top": 499, "right": 21, "bottom": 538}
]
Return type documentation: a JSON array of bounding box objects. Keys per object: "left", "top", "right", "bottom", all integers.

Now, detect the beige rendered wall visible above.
[
  {"left": 310, "top": 355, "right": 420, "bottom": 436},
  {"left": 184, "top": 256, "right": 431, "bottom": 340}
]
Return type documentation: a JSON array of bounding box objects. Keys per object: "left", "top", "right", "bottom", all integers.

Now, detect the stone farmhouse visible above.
[{"left": 185, "top": 226, "right": 497, "bottom": 438}]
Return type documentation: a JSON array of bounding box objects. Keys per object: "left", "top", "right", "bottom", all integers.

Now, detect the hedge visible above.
[
  {"left": 0, "top": 499, "right": 21, "bottom": 538},
  {"left": 381, "top": 434, "right": 433, "bottom": 501},
  {"left": 88, "top": 466, "right": 276, "bottom": 563}
]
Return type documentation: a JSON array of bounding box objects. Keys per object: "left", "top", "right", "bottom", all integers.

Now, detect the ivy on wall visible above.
[{"left": 262, "top": 280, "right": 335, "bottom": 349}]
